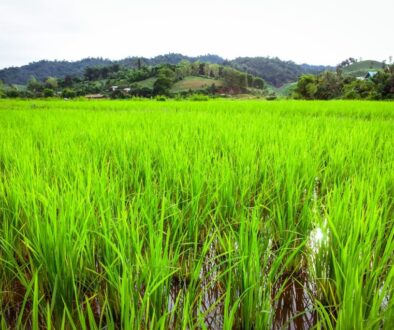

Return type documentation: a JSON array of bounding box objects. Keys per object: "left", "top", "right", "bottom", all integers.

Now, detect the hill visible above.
[
  {"left": 0, "top": 54, "right": 223, "bottom": 86},
  {"left": 1, "top": 62, "right": 267, "bottom": 98},
  {"left": 342, "top": 60, "right": 384, "bottom": 77},
  {"left": 267, "top": 82, "right": 297, "bottom": 98},
  {"left": 0, "top": 54, "right": 332, "bottom": 87},
  {"left": 230, "top": 57, "right": 334, "bottom": 87},
  {"left": 0, "top": 58, "right": 113, "bottom": 86}
]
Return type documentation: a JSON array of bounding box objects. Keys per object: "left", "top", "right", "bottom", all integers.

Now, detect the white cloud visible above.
[{"left": 0, "top": 0, "right": 393, "bottom": 68}]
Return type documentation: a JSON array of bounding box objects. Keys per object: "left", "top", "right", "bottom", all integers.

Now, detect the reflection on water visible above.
[
  {"left": 168, "top": 240, "right": 224, "bottom": 330},
  {"left": 273, "top": 273, "right": 316, "bottom": 330},
  {"left": 168, "top": 245, "right": 319, "bottom": 330}
]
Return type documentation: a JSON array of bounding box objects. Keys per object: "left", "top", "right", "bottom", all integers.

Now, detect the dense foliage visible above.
[
  {"left": 0, "top": 54, "right": 331, "bottom": 87},
  {"left": 0, "top": 61, "right": 266, "bottom": 99},
  {"left": 230, "top": 57, "right": 332, "bottom": 87},
  {"left": 294, "top": 65, "right": 394, "bottom": 100},
  {"left": 0, "top": 54, "right": 223, "bottom": 85}
]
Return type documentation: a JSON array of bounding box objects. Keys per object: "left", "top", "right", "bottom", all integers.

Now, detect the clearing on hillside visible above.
[{"left": 171, "top": 76, "right": 224, "bottom": 93}]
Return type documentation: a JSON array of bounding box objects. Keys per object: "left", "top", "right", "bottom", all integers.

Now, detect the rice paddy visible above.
[{"left": 0, "top": 99, "right": 393, "bottom": 329}]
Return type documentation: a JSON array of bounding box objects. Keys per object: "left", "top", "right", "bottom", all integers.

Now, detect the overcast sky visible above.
[{"left": 0, "top": 0, "right": 393, "bottom": 69}]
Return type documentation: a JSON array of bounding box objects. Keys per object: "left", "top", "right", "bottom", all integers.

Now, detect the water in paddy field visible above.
[
  {"left": 167, "top": 255, "right": 319, "bottom": 329},
  {"left": 166, "top": 235, "right": 329, "bottom": 329},
  {"left": 272, "top": 273, "right": 317, "bottom": 330},
  {"left": 165, "top": 177, "right": 329, "bottom": 329}
]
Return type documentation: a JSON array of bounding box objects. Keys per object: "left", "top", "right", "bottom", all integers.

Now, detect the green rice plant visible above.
[{"left": 0, "top": 99, "right": 393, "bottom": 329}]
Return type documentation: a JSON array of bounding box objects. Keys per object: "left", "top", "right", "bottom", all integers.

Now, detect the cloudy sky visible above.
[{"left": 0, "top": 0, "right": 393, "bottom": 69}]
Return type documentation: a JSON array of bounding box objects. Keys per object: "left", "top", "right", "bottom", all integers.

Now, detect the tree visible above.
[
  {"left": 45, "top": 77, "right": 58, "bottom": 90},
  {"left": 371, "top": 70, "right": 394, "bottom": 99},
  {"left": 199, "top": 63, "right": 206, "bottom": 76},
  {"left": 222, "top": 67, "right": 247, "bottom": 92},
  {"left": 208, "top": 64, "right": 220, "bottom": 79},
  {"left": 43, "top": 88, "right": 54, "bottom": 97},
  {"left": 315, "top": 72, "right": 343, "bottom": 99},
  {"left": 62, "top": 88, "right": 76, "bottom": 98},
  {"left": 294, "top": 74, "right": 318, "bottom": 99},
  {"left": 0, "top": 80, "right": 4, "bottom": 98},
  {"left": 176, "top": 60, "right": 191, "bottom": 79},
  {"left": 84, "top": 67, "right": 101, "bottom": 81},
  {"left": 207, "top": 83, "right": 218, "bottom": 95},
  {"left": 153, "top": 77, "right": 172, "bottom": 95},
  {"left": 27, "top": 77, "right": 43, "bottom": 96},
  {"left": 5, "top": 87, "right": 19, "bottom": 98},
  {"left": 157, "top": 66, "right": 176, "bottom": 80},
  {"left": 343, "top": 79, "right": 374, "bottom": 99},
  {"left": 252, "top": 77, "right": 265, "bottom": 89}
]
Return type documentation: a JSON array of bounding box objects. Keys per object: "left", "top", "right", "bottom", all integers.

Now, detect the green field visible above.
[
  {"left": 171, "top": 76, "right": 223, "bottom": 93},
  {"left": 0, "top": 99, "right": 393, "bottom": 329},
  {"left": 134, "top": 77, "right": 157, "bottom": 89}
]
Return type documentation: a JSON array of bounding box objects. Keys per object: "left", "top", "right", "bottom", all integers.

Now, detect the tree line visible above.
[
  {"left": 0, "top": 54, "right": 332, "bottom": 88},
  {"left": 0, "top": 61, "right": 266, "bottom": 99},
  {"left": 293, "top": 65, "right": 394, "bottom": 100}
]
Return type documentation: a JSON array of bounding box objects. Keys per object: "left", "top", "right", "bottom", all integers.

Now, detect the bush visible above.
[
  {"left": 174, "top": 94, "right": 184, "bottom": 101},
  {"left": 62, "top": 88, "right": 76, "bottom": 99},
  {"left": 18, "top": 90, "right": 35, "bottom": 98},
  {"left": 110, "top": 89, "right": 127, "bottom": 99},
  {"left": 266, "top": 93, "right": 277, "bottom": 100},
  {"left": 43, "top": 88, "right": 54, "bottom": 97},
  {"left": 155, "top": 95, "right": 167, "bottom": 101},
  {"left": 189, "top": 93, "right": 209, "bottom": 101},
  {"left": 5, "top": 89, "right": 19, "bottom": 98},
  {"left": 153, "top": 76, "right": 172, "bottom": 96}
]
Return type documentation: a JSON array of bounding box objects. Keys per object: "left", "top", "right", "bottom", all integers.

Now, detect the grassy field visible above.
[
  {"left": 134, "top": 77, "right": 157, "bottom": 89},
  {"left": 171, "top": 76, "right": 223, "bottom": 93},
  {"left": 0, "top": 99, "right": 393, "bottom": 329}
]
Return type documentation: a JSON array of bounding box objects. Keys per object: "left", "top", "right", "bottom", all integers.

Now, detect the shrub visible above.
[
  {"left": 5, "top": 89, "right": 19, "bottom": 98},
  {"left": 189, "top": 93, "right": 209, "bottom": 101},
  {"left": 43, "top": 88, "right": 54, "bottom": 97},
  {"left": 155, "top": 95, "right": 167, "bottom": 101},
  {"left": 266, "top": 93, "right": 277, "bottom": 100},
  {"left": 62, "top": 88, "right": 76, "bottom": 99}
]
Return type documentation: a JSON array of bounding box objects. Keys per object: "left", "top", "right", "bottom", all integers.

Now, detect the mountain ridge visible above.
[{"left": 0, "top": 53, "right": 334, "bottom": 87}]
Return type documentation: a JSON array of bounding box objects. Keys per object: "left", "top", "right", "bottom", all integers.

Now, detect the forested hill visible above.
[
  {"left": 0, "top": 55, "right": 224, "bottom": 86},
  {"left": 231, "top": 57, "right": 334, "bottom": 87},
  {"left": 0, "top": 53, "right": 332, "bottom": 87}
]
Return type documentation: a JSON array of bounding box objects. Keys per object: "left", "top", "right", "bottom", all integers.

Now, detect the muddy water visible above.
[
  {"left": 272, "top": 273, "right": 316, "bottom": 330},
  {"left": 168, "top": 269, "right": 317, "bottom": 329},
  {"left": 167, "top": 246, "right": 319, "bottom": 330}
]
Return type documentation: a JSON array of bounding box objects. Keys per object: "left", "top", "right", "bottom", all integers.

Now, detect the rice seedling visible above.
[{"left": 0, "top": 99, "right": 393, "bottom": 329}]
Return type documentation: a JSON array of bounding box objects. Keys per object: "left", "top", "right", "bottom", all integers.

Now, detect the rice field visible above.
[{"left": 0, "top": 99, "right": 393, "bottom": 329}]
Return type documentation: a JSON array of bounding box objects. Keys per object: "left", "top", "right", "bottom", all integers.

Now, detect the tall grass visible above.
[{"left": 0, "top": 99, "right": 393, "bottom": 329}]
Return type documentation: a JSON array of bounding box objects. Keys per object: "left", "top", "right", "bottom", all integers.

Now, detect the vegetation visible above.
[
  {"left": 294, "top": 64, "right": 394, "bottom": 100},
  {"left": 0, "top": 54, "right": 332, "bottom": 88},
  {"left": 171, "top": 76, "right": 224, "bottom": 93},
  {"left": 341, "top": 60, "right": 385, "bottom": 77},
  {"left": 230, "top": 57, "right": 332, "bottom": 87},
  {"left": 1, "top": 61, "right": 266, "bottom": 99},
  {"left": 0, "top": 99, "right": 393, "bottom": 329},
  {"left": 1, "top": 56, "right": 392, "bottom": 100}
]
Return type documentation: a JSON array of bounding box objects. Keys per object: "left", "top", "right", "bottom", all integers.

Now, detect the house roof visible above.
[{"left": 365, "top": 71, "right": 378, "bottom": 78}]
